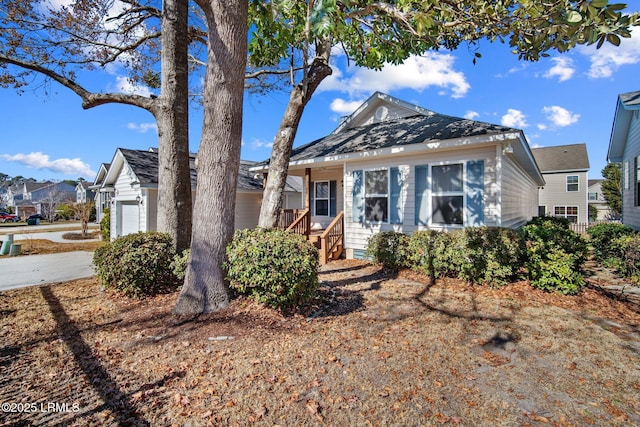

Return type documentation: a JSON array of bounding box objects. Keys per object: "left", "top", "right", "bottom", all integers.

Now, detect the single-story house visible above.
[
  {"left": 97, "top": 148, "right": 302, "bottom": 239},
  {"left": 90, "top": 163, "right": 112, "bottom": 225},
  {"left": 531, "top": 144, "right": 590, "bottom": 223},
  {"left": 253, "top": 91, "right": 545, "bottom": 262},
  {"left": 607, "top": 90, "right": 640, "bottom": 229},
  {"left": 75, "top": 181, "right": 95, "bottom": 204}
]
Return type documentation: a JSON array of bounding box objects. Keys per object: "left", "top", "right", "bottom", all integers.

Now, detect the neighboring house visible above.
[
  {"left": 90, "top": 163, "right": 112, "bottom": 224},
  {"left": 5, "top": 181, "right": 52, "bottom": 217},
  {"left": 253, "top": 92, "right": 545, "bottom": 261},
  {"left": 7, "top": 180, "right": 74, "bottom": 219},
  {"left": 608, "top": 90, "right": 640, "bottom": 230},
  {"left": 96, "top": 148, "right": 302, "bottom": 239},
  {"left": 75, "top": 181, "right": 95, "bottom": 204},
  {"left": 588, "top": 179, "right": 614, "bottom": 221},
  {"left": 531, "top": 144, "right": 590, "bottom": 224}
]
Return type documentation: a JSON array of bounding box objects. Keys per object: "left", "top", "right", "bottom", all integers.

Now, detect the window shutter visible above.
[
  {"left": 390, "top": 167, "right": 403, "bottom": 224},
  {"left": 415, "top": 165, "right": 429, "bottom": 225},
  {"left": 330, "top": 180, "right": 337, "bottom": 217},
  {"left": 310, "top": 181, "right": 315, "bottom": 215},
  {"left": 466, "top": 160, "right": 484, "bottom": 226},
  {"left": 352, "top": 170, "right": 364, "bottom": 223}
]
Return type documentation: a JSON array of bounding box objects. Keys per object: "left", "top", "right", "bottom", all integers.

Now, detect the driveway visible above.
[{"left": 0, "top": 251, "right": 95, "bottom": 292}]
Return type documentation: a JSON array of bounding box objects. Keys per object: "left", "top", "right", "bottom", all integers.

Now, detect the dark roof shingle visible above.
[{"left": 288, "top": 113, "right": 518, "bottom": 162}]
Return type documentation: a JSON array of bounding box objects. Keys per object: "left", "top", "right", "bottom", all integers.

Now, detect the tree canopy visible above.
[{"left": 601, "top": 162, "right": 622, "bottom": 218}]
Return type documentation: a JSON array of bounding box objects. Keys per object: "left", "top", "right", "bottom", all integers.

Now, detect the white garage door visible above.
[{"left": 119, "top": 202, "right": 139, "bottom": 236}]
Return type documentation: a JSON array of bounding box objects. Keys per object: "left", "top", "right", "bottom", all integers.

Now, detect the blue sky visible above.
[{"left": 1, "top": 27, "right": 640, "bottom": 183}]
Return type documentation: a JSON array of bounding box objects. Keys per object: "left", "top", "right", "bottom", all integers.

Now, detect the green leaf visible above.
[
  {"left": 566, "top": 11, "right": 583, "bottom": 24},
  {"left": 591, "top": 0, "right": 608, "bottom": 7},
  {"left": 606, "top": 33, "right": 621, "bottom": 46}
]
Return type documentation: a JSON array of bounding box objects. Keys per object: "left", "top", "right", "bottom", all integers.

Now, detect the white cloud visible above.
[
  {"left": 501, "top": 109, "right": 528, "bottom": 128},
  {"left": 329, "top": 98, "right": 365, "bottom": 115},
  {"left": 579, "top": 27, "right": 640, "bottom": 78},
  {"left": 127, "top": 122, "right": 157, "bottom": 133},
  {"left": 542, "top": 105, "right": 580, "bottom": 127},
  {"left": 537, "top": 123, "right": 548, "bottom": 130},
  {"left": 464, "top": 111, "right": 479, "bottom": 120},
  {"left": 251, "top": 138, "right": 273, "bottom": 149},
  {"left": 113, "top": 76, "right": 152, "bottom": 97},
  {"left": 543, "top": 57, "right": 575, "bottom": 82},
  {"left": 320, "top": 53, "right": 470, "bottom": 98},
  {"left": 1, "top": 152, "right": 95, "bottom": 177}
]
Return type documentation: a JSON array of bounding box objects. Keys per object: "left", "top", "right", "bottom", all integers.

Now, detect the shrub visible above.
[
  {"left": 365, "top": 231, "right": 409, "bottom": 271},
  {"left": 171, "top": 248, "right": 190, "bottom": 280},
  {"left": 100, "top": 208, "right": 110, "bottom": 241},
  {"left": 406, "top": 230, "right": 441, "bottom": 277},
  {"left": 432, "top": 227, "right": 524, "bottom": 286},
  {"left": 612, "top": 234, "right": 640, "bottom": 283},
  {"left": 225, "top": 228, "right": 319, "bottom": 310},
  {"left": 526, "top": 242, "right": 584, "bottom": 295},
  {"left": 93, "top": 232, "right": 180, "bottom": 298},
  {"left": 587, "top": 222, "right": 635, "bottom": 265},
  {"left": 520, "top": 218, "right": 588, "bottom": 294},
  {"left": 526, "top": 215, "right": 572, "bottom": 229}
]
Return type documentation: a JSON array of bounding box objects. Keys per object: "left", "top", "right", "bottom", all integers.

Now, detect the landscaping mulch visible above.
[{"left": 1, "top": 260, "right": 639, "bottom": 426}]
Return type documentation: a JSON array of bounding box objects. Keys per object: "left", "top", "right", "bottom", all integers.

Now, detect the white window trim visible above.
[
  {"left": 429, "top": 162, "right": 466, "bottom": 227},
  {"left": 313, "top": 181, "right": 330, "bottom": 217},
  {"left": 364, "top": 168, "right": 390, "bottom": 224},
  {"left": 554, "top": 205, "right": 578, "bottom": 221},
  {"left": 566, "top": 175, "right": 579, "bottom": 192}
]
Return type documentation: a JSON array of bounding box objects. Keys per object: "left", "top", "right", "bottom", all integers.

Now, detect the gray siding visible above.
[
  {"left": 622, "top": 111, "right": 640, "bottom": 229},
  {"left": 538, "top": 171, "right": 588, "bottom": 223},
  {"left": 500, "top": 154, "right": 539, "bottom": 228}
]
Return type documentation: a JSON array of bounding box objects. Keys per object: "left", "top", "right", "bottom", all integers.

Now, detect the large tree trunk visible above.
[
  {"left": 173, "top": 0, "right": 248, "bottom": 314},
  {"left": 156, "top": 0, "right": 192, "bottom": 253},
  {"left": 258, "top": 47, "right": 332, "bottom": 229}
]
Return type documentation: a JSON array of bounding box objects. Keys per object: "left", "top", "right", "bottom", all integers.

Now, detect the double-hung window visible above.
[
  {"left": 314, "top": 181, "right": 330, "bottom": 216},
  {"left": 566, "top": 175, "right": 579, "bottom": 192},
  {"left": 431, "top": 164, "right": 464, "bottom": 225},
  {"left": 364, "top": 169, "right": 389, "bottom": 222}
]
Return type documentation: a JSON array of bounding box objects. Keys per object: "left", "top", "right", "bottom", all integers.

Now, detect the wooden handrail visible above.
[
  {"left": 285, "top": 209, "right": 310, "bottom": 236},
  {"left": 319, "top": 211, "right": 344, "bottom": 263}
]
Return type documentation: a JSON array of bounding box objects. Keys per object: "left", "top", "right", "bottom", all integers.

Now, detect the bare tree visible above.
[{"left": 72, "top": 201, "right": 95, "bottom": 237}]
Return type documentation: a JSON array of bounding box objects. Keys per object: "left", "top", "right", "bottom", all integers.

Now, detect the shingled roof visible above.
[
  {"left": 116, "top": 149, "right": 295, "bottom": 192},
  {"left": 285, "top": 113, "right": 519, "bottom": 162},
  {"left": 531, "top": 144, "right": 590, "bottom": 173}
]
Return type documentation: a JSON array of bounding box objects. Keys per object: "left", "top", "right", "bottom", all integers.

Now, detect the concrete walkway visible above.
[{"left": 0, "top": 251, "right": 95, "bottom": 292}]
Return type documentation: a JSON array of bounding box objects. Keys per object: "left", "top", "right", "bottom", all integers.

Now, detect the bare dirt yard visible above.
[{"left": 1, "top": 260, "right": 639, "bottom": 426}]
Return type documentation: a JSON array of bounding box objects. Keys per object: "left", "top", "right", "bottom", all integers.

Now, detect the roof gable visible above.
[
  {"left": 608, "top": 90, "right": 640, "bottom": 162},
  {"left": 331, "top": 91, "right": 434, "bottom": 134},
  {"left": 531, "top": 144, "right": 590, "bottom": 173}
]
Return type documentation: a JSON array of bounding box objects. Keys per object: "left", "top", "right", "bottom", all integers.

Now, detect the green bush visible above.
[
  {"left": 365, "top": 231, "right": 409, "bottom": 271},
  {"left": 406, "top": 230, "right": 441, "bottom": 277},
  {"left": 93, "top": 232, "right": 180, "bottom": 298},
  {"left": 171, "top": 248, "right": 190, "bottom": 280},
  {"left": 520, "top": 218, "right": 588, "bottom": 294},
  {"left": 612, "top": 234, "right": 640, "bottom": 283},
  {"left": 526, "top": 215, "right": 572, "bottom": 229},
  {"left": 526, "top": 242, "right": 584, "bottom": 294},
  {"left": 587, "top": 222, "right": 635, "bottom": 265},
  {"left": 100, "top": 208, "right": 110, "bottom": 241},
  {"left": 432, "top": 227, "right": 524, "bottom": 286},
  {"left": 225, "top": 228, "right": 319, "bottom": 310}
]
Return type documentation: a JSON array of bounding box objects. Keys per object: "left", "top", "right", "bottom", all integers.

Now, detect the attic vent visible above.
[{"left": 375, "top": 106, "right": 389, "bottom": 121}]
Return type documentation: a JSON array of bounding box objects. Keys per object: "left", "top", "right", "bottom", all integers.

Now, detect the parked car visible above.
[{"left": 0, "top": 212, "right": 20, "bottom": 223}]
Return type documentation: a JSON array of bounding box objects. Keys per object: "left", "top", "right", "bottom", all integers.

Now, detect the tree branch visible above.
[{"left": 0, "top": 55, "right": 157, "bottom": 111}]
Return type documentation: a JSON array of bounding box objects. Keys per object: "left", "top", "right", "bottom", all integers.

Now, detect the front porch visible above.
[{"left": 279, "top": 208, "right": 344, "bottom": 265}]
